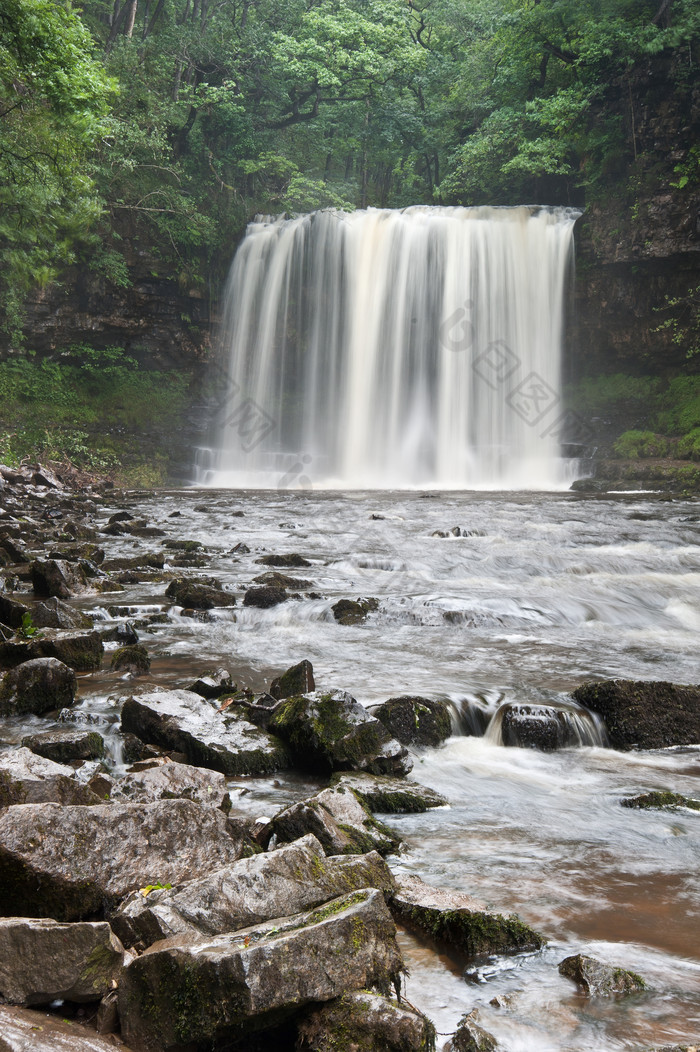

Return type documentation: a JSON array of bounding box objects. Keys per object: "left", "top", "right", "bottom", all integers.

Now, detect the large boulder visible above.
[
  {"left": 112, "top": 833, "right": 396, "bottom": 950},
  {"left": 0, "top": 1005, "right": 132, "bottom": 1051},
  {"left": 558, "top": 954, "right": 647, "bottom": 996},
  {"left": 270, "top": 659, "right": 315, "bottom": 700},
  {"left": 109, "top": 758, "right": 231, "bottom": 811},
  {"left": 0, "top": 918, "right": 125, "bottom": 1005},
  {"left": 330, "top": 772, "right": 448, "bottom": 813},
  {"left": 269, "top": 690, "right": 412, "bottom": 776},
  {"left": 165, "top": 578, "right": 236, "bottom": 609},
  {"left": 0, "top": 657, "right": 76, "bottom": 716},
  {"left": 572, "top": 680, "right": 700, "bottom": 749},
  {"left": 298, "top": 991, "right": 436, "bottom": 1052},
  {"left": 0, "top": 800, "right": 251, "bottom": 920},
  {"left": 121, "top": 689, "right": 290, "bottom": 776},
  {"left": 0, "top": 630, "right": 103, "bottom": 671},
  {"left": 390, "top": 874, "right": 544, "bottom": 960},
  {"left": 0, "top": 748, "right": 103, "bottom": 807},
  {"left": 370, "top": 695, "right": 452, "bottom": 747},
  {"left": 21, "top": 728, "right": 105, "bottom": 763},
  {"left": 496, "top": 702, "right": 603, "bottom": 750},
  {"left": 273, "top": 787, "right": 399, "bottom": 857},
  {"left": 119, "top": 888, "right": 402, "bottom": 1050},
  {"left": 31, "top": 559, "right": 90, "bottom": 599}
]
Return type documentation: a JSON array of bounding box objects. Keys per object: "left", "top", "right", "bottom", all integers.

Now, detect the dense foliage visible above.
[{"left": 1, "top": 0, "right": 697, "bottom": 342}]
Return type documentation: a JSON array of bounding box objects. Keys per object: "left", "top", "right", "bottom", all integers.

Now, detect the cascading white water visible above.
[{"left": 202, "top": 204, "right": 582, "bottom": 490}]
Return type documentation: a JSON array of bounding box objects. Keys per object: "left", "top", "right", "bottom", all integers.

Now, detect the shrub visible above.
[{"left": 612, "top": 430, "right": 670, "bottom": 459}]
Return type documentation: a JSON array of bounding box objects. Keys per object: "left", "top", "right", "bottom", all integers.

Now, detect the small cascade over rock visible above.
[
  {"left": 201, "top": 204, "right": 582, "bottom": 490},
  {"left": 486, "top": 701, "right": 607, "bottom": 751}
]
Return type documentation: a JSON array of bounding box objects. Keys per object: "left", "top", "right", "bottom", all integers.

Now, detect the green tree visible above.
[{"left": 0, "top": 0, "right": 115, "bottom": 339}]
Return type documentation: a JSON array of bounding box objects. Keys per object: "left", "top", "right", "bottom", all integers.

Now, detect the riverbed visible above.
[{"left": 45, "top": 488, "right": 700, "bottom": 1050}]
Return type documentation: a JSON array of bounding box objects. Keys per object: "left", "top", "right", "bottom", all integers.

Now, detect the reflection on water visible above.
[{"left": 39, "top": 490, "right": 700, "bottom": 1048}]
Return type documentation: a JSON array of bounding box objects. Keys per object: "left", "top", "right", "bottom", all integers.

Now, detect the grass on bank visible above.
[
  {"left": 0, "top": 347, "right": 192, "bottom": 486},
  {"left": 566, "top": 372, "right": 700, "bottom": 460}
]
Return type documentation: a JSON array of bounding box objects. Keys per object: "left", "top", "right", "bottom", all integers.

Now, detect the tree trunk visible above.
[{"left": 124, "top": 0, "right": 138, "bottom": 38}]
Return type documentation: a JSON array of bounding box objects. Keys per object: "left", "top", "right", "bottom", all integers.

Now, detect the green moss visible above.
[
  {"left": 622, "top": 790, "right": 700, "bottom": 811},
  {"left": 612, "top": 967, "right": 647, "bottom": 991},
  {"left": 0, "top": 772, "right": 26, "bottom": 807},
  {"left": 393, "top": 902, "right": 544, "bottom": 959},
  {"left": 79, "top": 941, "right": 118, "bottom": 992}
]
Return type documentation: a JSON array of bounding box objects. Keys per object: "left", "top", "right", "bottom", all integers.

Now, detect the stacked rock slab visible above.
[
  {"left": 119, "top": 888, "right": 403, "bottom": 1050},
  {"left": 112, "top": 834, "right": 396, "bottom": 949}
]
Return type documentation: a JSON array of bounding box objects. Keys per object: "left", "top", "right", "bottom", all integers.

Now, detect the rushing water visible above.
[
  {"left": 202, "top": 206, "right": 582, "bottom": 490},
  {"left": 60, "top": 488, "right": 700, "bottom": 1052}
]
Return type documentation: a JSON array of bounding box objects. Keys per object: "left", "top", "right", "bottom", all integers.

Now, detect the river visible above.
[{"left": 47, "top": 487, "right": 700, "bottom": 1050}]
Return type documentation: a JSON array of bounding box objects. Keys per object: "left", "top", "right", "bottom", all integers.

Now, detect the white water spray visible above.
[{"left": 202, "top": 205, "right": 581, "bottom": 490}]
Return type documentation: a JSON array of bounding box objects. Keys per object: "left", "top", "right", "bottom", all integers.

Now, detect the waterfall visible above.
[{"left": 202, "top": 204, "right": 582, "bottom": 490}]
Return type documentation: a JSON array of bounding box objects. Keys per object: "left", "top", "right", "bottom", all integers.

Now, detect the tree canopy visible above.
[{"left": 1, "top": 0, "right": 698, "bottom": 338}]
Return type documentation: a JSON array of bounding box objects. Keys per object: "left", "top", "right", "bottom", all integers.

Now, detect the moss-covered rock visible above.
[
  {"left": 558, "top": 954, "right": 647, "bottom": 996},
  {"left": 0, "top": 630, "right": 103, "bottom": 671},
  {"left": 121, "top": 689, "right": 290, "bottom": 776},
  {"left": 165, "top": 578, "right": 236, "bottom": 609},
  {"left": 256, "top": 553, "right": 312, "bottom": 567},
  {"left": 572, "top": 679, "right": 700, "bottom": 750},
  {"left": 0, "top": 918, "right": 125, "bottom": 1005},
  {"left": 0, "top": 748, "right": 103, "bottom": 807},
  {"left": 332, "top": 597, "right": 379, "bottom": 625},
  {"left": 370, "top": 696, "right": 452, "bottom": 747},
  {"left": 0, "top": 799, "right": 251, "bottom": 920},
  {"left": 254, "top": 571, "right": 314, "bottom": 589},
  {"left": 119, "top": 888, "right": 403, "bottom": 1050},
  {"left": 273, "top": 786, "right": 401, "bottom": 857},
  {"left": 30, "top": 559, "right": 90, "bottom": 599},
  {"left": 621, "top": 790, "right": 700, "bottom": 811},
  {"left": 0, "top": 657, "right": 76, "bottom": 716},
  {"left": 269, "top": 690, "right": 411, "bottom": 776},
  {"left": 243, "top": 585, "right": 287, "bottom": 608},
  {"left": 391, "top": 874, "right": 544, "bottom": 961},
  {"left": 22, "top": 728, "right": 105, "bottom": 763},
  {"left": 330, "top": 772, "right": 448, "bottom": 813},
  {"left": 298, "top": 991, "right": 436, "bottom": 1052},
  {"left": 110, "top": 643, "right": 151, "bottom": 674},
  {"left": 270, "top": 659, "right": 315, "bottom": 700}
]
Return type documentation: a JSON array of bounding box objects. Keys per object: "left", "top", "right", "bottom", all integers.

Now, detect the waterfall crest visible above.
[{"left": 202, "top": 204, "right": 581, "bottom": 490}]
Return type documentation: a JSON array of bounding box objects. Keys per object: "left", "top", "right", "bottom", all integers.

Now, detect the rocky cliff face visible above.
[
  {"left": 2, "top": 238, "right": 215, "bottom": 370},
  {"left": 568, "top": 51, "right": 700, "bottom": 379}
]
